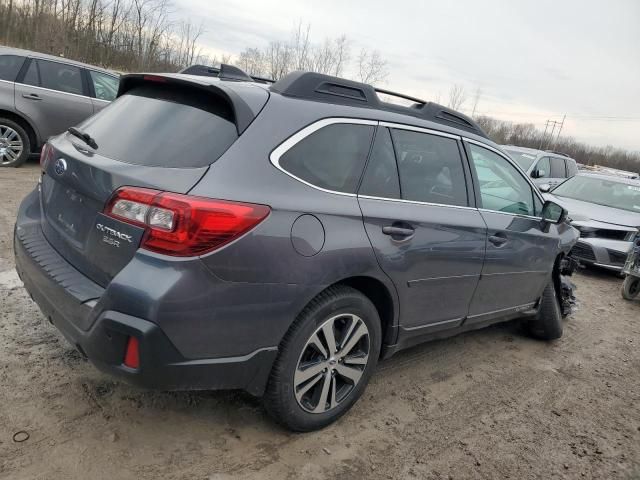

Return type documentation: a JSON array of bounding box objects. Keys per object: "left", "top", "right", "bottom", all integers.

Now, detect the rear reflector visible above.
[
  {"left": 123, "top": 336, "right": 140, "bottom": 369},
  {"left": 105, "top": 187, "right": 270, "bottom": 257}
]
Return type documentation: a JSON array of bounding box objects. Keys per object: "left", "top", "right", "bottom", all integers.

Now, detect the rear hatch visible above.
[{"left": 40, "top": 75, "right": 268, "bottom": 287}]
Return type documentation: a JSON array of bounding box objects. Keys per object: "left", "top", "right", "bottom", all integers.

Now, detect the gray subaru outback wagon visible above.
[
  {"left": 0, "top": 47, "right": 119, "bottom": 167},
  {"left": 14, "top": 67, "right": 579, "bottom": 431}
]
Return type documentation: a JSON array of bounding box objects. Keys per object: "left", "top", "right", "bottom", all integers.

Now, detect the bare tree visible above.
[
  {"left": 332, "top": 35, "right": 349, "bottom": 76},
  {"left": 447, "top": 84, "right": 467, "bottom": 111},
  {"left": 266, "top": 41, "right": 293, "bottom": 80},
  {"left": 357, "top": 48, "right": 389, "bottom": 85},
  {"left": 238, "top": 47, "right": 265, "bottom": 76}
]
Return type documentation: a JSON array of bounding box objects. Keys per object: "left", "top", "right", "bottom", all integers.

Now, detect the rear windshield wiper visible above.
[{"left": 67, "top": 127, "right": 98, "bottom": 150}]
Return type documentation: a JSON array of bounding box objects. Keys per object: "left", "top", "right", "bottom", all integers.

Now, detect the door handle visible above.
[
  {"left": 488, "top": 234, "right": 508, "bottom": 246},
  {"left": 22, "top": 93, "right": 42, "bottom": 100},
  {"left": 382, "top": 225, "right": 415, "bottom": 238}
]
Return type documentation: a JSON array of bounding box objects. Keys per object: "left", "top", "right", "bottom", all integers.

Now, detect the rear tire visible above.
[
  {"left": 527, "top": 280, "right": 563, "bottom": 340},
  {"left": 0, "top": 118, "right": 30, "bottom": 168},
  {"left": 621, "top": 276, "right": 640, "bottom": 300},
  {"left": 263, "top": 285, "right": 382, "bottom": 432}
]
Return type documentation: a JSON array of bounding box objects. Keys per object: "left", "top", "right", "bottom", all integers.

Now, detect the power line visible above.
[{"left": 477, "top": 110, "right": 640, "bottom": 121}]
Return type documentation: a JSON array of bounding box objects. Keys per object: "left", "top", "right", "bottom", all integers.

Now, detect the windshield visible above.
[
  {"left": 552, "top": 176, "right": 640, "bottom": 213},
  {"left": 504, "top": 149, "right": 536, "bottom": 171}
]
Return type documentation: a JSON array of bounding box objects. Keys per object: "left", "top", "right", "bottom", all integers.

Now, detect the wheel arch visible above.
[
  {"left": 0, "top": 109, "right": 40, "bottom": 152},
  {"left": 330, "top": 275, "right": 399, "bottom": 354}
]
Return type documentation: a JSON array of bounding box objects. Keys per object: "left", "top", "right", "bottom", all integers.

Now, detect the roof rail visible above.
[
  {"left": 179, "top": 64, "right": 275, "bottom": 84},
  {"left": 270, "top": 71, "right": 488, "bottom": 138}
]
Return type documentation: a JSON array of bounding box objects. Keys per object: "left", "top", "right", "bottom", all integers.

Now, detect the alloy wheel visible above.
[
  {"left": 294, "top": 313, "right": 370, "bottom": 414},
  {"left": 0, "top": 125, "right": 24, "bottom": 165}
]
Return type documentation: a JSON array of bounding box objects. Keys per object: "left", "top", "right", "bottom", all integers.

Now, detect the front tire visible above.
[
  {"left": 527, "top": 280, "right": 563, "bottom": 340},
  {"left": 264, "top": 285, "right": 382, "bottom": 432},
  {"left": 0, "top": 118, "right": 30, "bottom": 168},
  {"left": 621, "top": 276, "right": 640, "bottom": 300}
]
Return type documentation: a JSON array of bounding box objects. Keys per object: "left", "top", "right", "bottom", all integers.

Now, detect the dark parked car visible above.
[
  {"left": 14, "top": 68, "right": 578, "bottom": 431},
  {"left": 0, "top": 47, "right": 119, "bottom": 167}
]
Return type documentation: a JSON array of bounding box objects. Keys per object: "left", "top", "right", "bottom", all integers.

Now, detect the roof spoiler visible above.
[
  {"left": 270, "top": 71, "right": 488, "bottom": 138},
  {"left": 117, "top": 73, "right": 257, "bottom": 134},
  {"left": 179, "top": 64, "right": 275, "bottom": 84}
]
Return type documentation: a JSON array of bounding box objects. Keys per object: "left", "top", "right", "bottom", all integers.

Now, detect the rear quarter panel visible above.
[{"left": 188, "top": 95, "right": 399, "bottom": 336}]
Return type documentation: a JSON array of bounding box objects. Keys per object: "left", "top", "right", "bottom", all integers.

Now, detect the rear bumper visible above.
[
  {"left": 14, "top": 189, "right": 277, "bottom": 395},
  {"left": 570, "top": 238, "right": 632, "bottom": 272}
]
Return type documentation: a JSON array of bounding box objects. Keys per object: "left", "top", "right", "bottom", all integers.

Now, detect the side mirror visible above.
[
  {"left": 531, "top": 169, "right": 546, "bottom": 179},
  {"left": 538, "top": 183, "right": 552, "bottom": 193},
  {"left": 541, "top": 200, "right": 567, "bottom": 224}
]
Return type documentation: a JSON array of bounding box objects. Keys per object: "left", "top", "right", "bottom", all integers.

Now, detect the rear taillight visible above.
[
  {"left": 40, "top": 143, "right": 53, "bottom": 169},
  {"left": 104, "top": 187, "right": 270, "bottom": 257}
]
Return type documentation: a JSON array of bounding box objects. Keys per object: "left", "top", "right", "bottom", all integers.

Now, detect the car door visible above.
[
  {"left": 465, "top": 140, "right": 559, "bottom": 323},
  {"left": 14, "top": 58, "right": 94, "bottom": 142},
  {"left": 358, "top": 126, "right": 486, "bottom": 334},
  {"left": 87, "top": 69, "right": 119, "bottom": 113}
]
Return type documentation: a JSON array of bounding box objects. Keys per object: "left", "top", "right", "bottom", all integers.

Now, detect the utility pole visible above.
[
  {"left": 540, "top": 120, "right": 550, "bottom": 149},
  {"left": 540, "top": 118, "right": 564, "bottom": 150},
  {"left": 553, "top": 114, "right": 566, "bottom": 147}
]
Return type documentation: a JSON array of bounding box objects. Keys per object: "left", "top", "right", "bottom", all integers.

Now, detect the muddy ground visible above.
[{"left": 1, "top": 162, "right": 639, "bottom": 480}]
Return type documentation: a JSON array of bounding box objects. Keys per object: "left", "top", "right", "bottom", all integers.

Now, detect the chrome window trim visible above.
[
  {"left": 463, "top": 137, "right": 545, "bottom": 219},
  {"left": 478, "top": 208, "right": 543, "bottom": 222},
  {"left": 269, "top": 117, "right": 378, "bottom": 198},
  {"left": 358, "top": 194, "right": 477, "bottom": 212},
  {"left": 0, "top": 78, "right": 14, "bottom": 86},
  {"left": 380, "top": 121, "right": 461, "bottom": 140}
]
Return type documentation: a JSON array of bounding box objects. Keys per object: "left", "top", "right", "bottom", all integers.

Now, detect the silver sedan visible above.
[{"left": 542, "top": 173, "right": 640, "bottom": 271}]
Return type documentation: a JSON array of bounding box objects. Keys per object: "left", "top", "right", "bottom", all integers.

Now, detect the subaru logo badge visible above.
[{"left": 54, "top": 158, "right": 67, "bottom": 176}]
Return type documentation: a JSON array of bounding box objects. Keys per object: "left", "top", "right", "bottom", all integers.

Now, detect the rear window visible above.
[
  {"left": 0, "top": 55, "right": 25, "bottom": 81},
  {"left": 278, "top": 123, "right": 375, "bottom": 194},
  {"left": 78, "top": 85, "right": 238, "bottom": 168}
]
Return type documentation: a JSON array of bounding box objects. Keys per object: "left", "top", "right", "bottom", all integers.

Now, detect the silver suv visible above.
[
  {"left": 503, "top": 145, "right": 579, "bottom": 189},
  {"left": 0, "top": 47, "right": 119, "bottom": 167}
]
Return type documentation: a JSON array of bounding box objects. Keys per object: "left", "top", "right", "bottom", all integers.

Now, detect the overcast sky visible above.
[{"left": 180, "top": 0, "right": 639, "bottom": 151}]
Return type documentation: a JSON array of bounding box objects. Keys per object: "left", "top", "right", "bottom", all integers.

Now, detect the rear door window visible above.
[
  {"left": 359, "top": 127, "right": 400, "bottom": 199},
  {"left": 36, "top": 59, "right": 84, "bottom": 95},
  {"left": 77, "top": 84, "right": 239, "bottom": 168},
  {"left": 550, "top": 157, "right": 567, "bottom": 177},
  {"left": 0, "top": 55, "right": 25, "bottom": 81},
  {"left": 279, "top": 123, "right": 375, "bottom": 194},
  {"left": 392, "top": 129, "right": 468, "bottom": 207}
]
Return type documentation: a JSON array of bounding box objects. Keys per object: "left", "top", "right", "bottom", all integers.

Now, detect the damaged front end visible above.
[{"left": 557, "top": 255, "right": 579, "bottom": 317}]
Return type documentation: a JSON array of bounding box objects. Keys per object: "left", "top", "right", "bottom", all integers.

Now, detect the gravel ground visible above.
[{"left": 1, "top": 162, "right": 639, "bottom": 480}]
